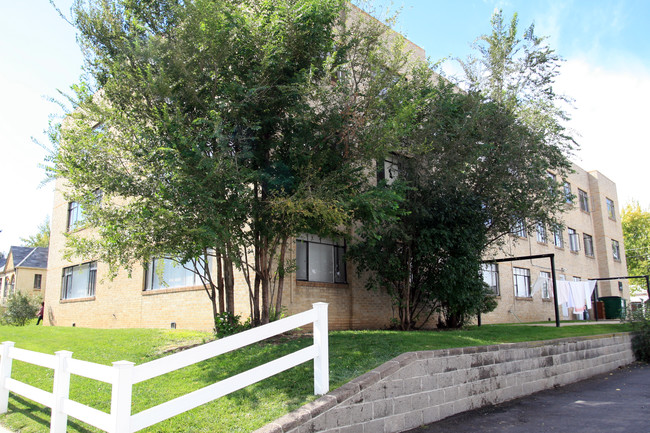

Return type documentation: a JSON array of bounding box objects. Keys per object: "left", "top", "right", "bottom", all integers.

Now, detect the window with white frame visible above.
[
  {"left": 553, "top": 228, "right": 564, "bottom": 248},
  {"left": 583, "top": 233, "right": 594, "bottom": 257},
  {"left": 578, "top": 189, "right": 589, "bottom": 212},
  {"left": 606, "top": 198, "right": 616, "bottom": 220},
  {"left": 568, "top": 228, "right": 580, "bottom": 252},
  {"left": 61, "top": 262, "right": 97, "bottom": 299},
  {"left": 612, "top": 240, "right": 621, "bottom": 260},
  {"left": 296, "top": 234, "right": 346, "bottom": 283},
  {"left": 540, "top": 271, "right": 551, "bottom": 299},
  {"left": 481, "top": 263, "right": 499, "bottom": 295},
  {"left": 536, "top": 222, "right": 547, "bottom": 243},
  {"left": 512, "top": 219, "right": 527, "bottom": 238},
  {"left": 573, "top": 276, "right": 581, "bottom": 282},
  {"left": 144, "top": 258, "right": 198, "bottom": 291},
  {"left": 513, "top": 267, "right": 531, "bottom": 297}
]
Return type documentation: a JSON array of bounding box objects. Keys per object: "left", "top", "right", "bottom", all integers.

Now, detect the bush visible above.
[
  {"left": 214, "top": 312, "right": 250, "bottom": 338},
  {"left": 2, "top": 292, "right": 39, "bottom": 326},
  {"left": 625, "top": 303, "right": 650, "bottom": 362}
]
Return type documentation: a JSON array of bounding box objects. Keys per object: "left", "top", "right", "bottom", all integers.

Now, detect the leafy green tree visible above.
[
  {"left": 349, "top": 7, "right": 574, "bottom": 329},
  {"left": 49, "top": 0, "right": 425, "bottom": 326},
  {"left": 622, "top": 202, "right": 650, "bottom": 294},
  {"left": 20, "top": 216, "right": 51, "bottom": 248}
]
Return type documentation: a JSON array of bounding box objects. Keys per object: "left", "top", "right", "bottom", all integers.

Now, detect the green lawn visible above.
[{"left": 0, "top": 321, "right": 632, "bottom": 433}]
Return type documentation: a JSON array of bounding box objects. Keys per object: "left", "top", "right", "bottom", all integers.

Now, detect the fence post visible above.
[
  {"left": 51, "top": 350, "right": 73, "bottom": 433},
  {"left": 110, "top": 360, "right": 135, "bottom": 433},
  {"left": 312, "top": 302, "right": 329, "bottom": 395},
  {"left": 0, "top": 341, "right": 15, "bottom": 414}
]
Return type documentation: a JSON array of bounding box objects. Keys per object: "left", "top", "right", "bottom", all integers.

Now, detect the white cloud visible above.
[{"left": 555, "top": 56, "right": 650, "bottom": 208}]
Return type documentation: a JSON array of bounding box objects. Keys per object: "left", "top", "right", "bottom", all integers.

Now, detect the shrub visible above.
[
  {"left": 214, "top": 312, "right": 250, "bottom": 338},
  {"left": 2, "top": 292, "right": 39, "bottom": 326},
  {"left": 625, "top": 303, "right": 650, "bottom": 362}
]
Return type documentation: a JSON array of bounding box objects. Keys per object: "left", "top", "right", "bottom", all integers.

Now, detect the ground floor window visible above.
[
  {"left": 34, "top": 274, "right": 42, "bottom": 289},
  {"left": 481, "top": 263, "right": 499, "bottom": 295},
  {"left": 540, "top": 271, "right": 551, "bottom": 299},
  {"left": 61, "top": 262, "right": 97, "bottom": 299},
  {"left": 513, "top": 267, "right": 531, "bottom": 297},
  {"left": 296, "top": 234, "right": 346, "bottom": 283},
  {"left": 145, "top": 258, "right": 198, "bottom": 291}
]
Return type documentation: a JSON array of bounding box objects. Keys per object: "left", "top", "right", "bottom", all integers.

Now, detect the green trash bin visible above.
[{"left": 598, "top": 296, "right": 626, "bottom": 319}]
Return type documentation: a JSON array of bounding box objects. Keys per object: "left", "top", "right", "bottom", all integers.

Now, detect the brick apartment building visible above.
[{"left": 42, "top": 161, "right": 629, "bottom": 331}]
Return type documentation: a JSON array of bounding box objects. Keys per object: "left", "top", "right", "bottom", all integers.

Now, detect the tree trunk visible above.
[
  {"left": 273, "top": 237, "right": 288, "bottom": 320},
  {"left": 216, "top": 252, "right": 225, "bottom": 314}
]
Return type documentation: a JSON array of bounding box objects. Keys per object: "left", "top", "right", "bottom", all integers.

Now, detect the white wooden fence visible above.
[{"left": 0, "top": 302, "right": 329, "bottom": 433}]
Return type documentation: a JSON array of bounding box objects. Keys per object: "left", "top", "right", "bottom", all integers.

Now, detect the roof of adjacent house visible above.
[
  {"left": 0, "top": 257, "right": 6, "bottom": 271},
  {"left": 9, "top": 246, "right": 49, "bottom": 269}
]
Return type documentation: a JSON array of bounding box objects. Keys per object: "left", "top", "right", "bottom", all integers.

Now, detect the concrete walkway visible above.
[{"left": 404, "top": 362, "right": 650, "bottom": 433}]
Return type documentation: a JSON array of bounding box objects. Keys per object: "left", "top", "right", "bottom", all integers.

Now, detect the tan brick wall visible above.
[{"left": 481, "top": 163, "right": 630, "bottom": 324}]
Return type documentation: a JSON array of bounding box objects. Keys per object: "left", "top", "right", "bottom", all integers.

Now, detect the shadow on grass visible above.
[{"left": 9, "top": 395, "right": 101, "bottom": 433}]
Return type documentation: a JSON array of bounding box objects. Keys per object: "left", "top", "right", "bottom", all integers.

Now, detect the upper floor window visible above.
[
  {"left": 539, "top": 271, "right": 551, "bottom": 299},
  {"left": 67, "top": 201, "right": 84, "bottom": 231},
  {"left": 66, "top": 189, "right": 102, "bottom": 231},
  {"left": 578, "top": 189, "right": 589, "bottom": 213},
  {"left": 61, "top": 261, "right": 97, "bottom": 299},
  {"left": 481, "top": 263, "right": 499, "bottom": 296},
  {"left": 606, "top": 198, "right": 616, "bottom": 220},
  {"left": 563, "top": 182, "right": 572, "bottom": 203},
  {"left": 33, "top": 274, "right": 42, "bottom": 290},
  {"left": 145, "top": 258, "right": 198, "bottom": 291},
  {"left": 568, "top": 228, "right": 580, "bottom": 252},
  {"left": 583, "top": 234, "right": 594, "bottom": 257},
  {"left": 612, "top": 240, "right": 621, "bottom": 260},
  {"left": 513, "top": 267, "right": 531, "bottom": 297},
  {"left": 377, "top": 155, "right": 399, "bottom": 185},
  {"left": 512, "top": 219, "right": 527, "bottom": 238},
  {"left": 553, "top": 228, "right": 564, "bottom": 248},
  {"left": 296, "top": 234, "right": 346, "bottom": 283},
  {"left": 536, "top": 222, "right": 547, "bottom": 243}
]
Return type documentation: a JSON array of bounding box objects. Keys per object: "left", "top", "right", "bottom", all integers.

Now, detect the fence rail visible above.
[{"left": 0, "top": 302, "right": 329, "bottom": 433}]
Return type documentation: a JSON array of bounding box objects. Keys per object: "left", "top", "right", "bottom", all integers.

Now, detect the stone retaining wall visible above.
[{"left": 255, "top": 333, "right": 634, "bottom": 433}]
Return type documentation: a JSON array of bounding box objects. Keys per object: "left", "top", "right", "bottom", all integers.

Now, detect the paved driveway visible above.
[{"left": 405, "top": 362, "right": 650, "bottom": 433}]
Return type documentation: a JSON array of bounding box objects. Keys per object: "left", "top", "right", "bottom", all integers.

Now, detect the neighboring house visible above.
[
  {"left": 480, "top": 163, "right": 630, "bottom": 324},
  {"left": 0, "top": 246, "right": 48, "bottom": 305}
]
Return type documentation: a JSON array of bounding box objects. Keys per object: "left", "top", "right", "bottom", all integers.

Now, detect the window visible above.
[
  {"left": 145, "top": 258, "right": 198, "bottom": 291},
  {"left": 563, "top": 182, "right": 572, "bottom": 203},
  {"left": 66, "top": 189, "right": 102, "bottom": 231},
  {"left": 568, "top": 228, "right": 580, "bottom": 252},
  {"left": 612, "top": 240, "right": 621, "bottom": 260},
  {"left": 573, "top": 276, "right": 581, "bottom": 282},
  {"left": 540, "top": 271, "right": 551, "bottom": 299},
  {"left": 377, "top": 155, "right": 399, "bottom": 185},
  {"left": 296, "top": 234, "right": 346, "bottom": 283},
  {"left": 33, "top": 274, "right": 42, "bottom": 289},
  {"left": 553, "top": 228, "right": 564, "bottom": 248},
  {"left": 536, "top": 222, "right": 547, "bottom": 243},
  {"left": 61, "top": 262, "right": 97, "bottom": 299},
  {"left": 578, "top": 189, "right": 589, "bottom": 212},
  {"left": 67, "top": 201, "right": 84, "bottom": 231},
  {"left": 513, "top": 267, "right": 531, "bottom": 297},
  {"left": 481, "top": 263, "right": 499, "bottom": 295},
  {"left": 512, "top": 219, "right": 527, "bottom": 238},
  {"left": 583, "top": 234, "right": 594, "bottom": 257},
  {"left": 606, "top": 198, "right": 616, "bottom": 220}
]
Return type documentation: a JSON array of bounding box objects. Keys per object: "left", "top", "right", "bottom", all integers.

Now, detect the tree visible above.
[
  {"left": 2, "top": 292, "right": 39, "bottom": 326},
  {"left": 20, "top": 216, "right": 51, "bottom": 248},
  {"left": 622, "top": 202, "right": 650, "bottom": 294},
  {"left": 349, "top": 9, "right": 575, "bottom": 329},
  {"left": 49, "top": 0, "right": 425, "bottom": 326}
]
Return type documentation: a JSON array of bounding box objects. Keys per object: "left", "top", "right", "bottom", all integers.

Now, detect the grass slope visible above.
[{"left": 0, "top": 321, "right": 632, "bottom": 433}]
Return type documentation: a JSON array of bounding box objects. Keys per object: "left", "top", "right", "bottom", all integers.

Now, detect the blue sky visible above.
[{"left": 1, "top": 0, "right": 649, "bottom": 253}]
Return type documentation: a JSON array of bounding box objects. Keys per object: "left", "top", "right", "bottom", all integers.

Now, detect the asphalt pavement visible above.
[{"left": 405, "top": 362, "right": 650, "bottom": 433}]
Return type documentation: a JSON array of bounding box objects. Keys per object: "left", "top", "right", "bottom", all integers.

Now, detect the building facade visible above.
[{"left": 480, "top": 164, "right": 629, "bottom": 324}]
